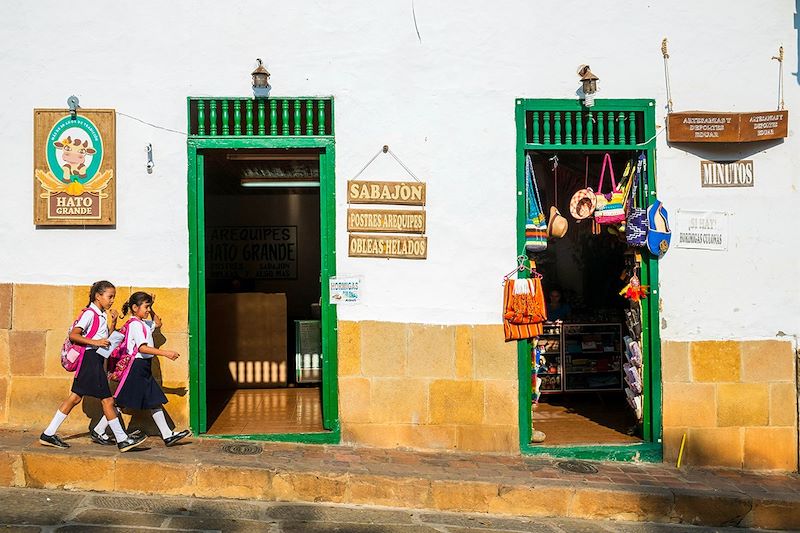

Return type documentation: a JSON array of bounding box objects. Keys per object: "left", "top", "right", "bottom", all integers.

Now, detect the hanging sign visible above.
[
  {"left": 33, "top": 109, "right": 116, "bottom": 225},
  {"left": 349, "top": 234, "right": 427, "bottom": 259},
  {"left": 700, "top": 160, "right": 754, "bottom": 188},
  {"left": 674, "top": 210, "right": 729, "bottom": 251},
  {"left": 347, "top": 180, "right": 426, "bottom": 205},
  {"left": 667, "top": 111, "right": 788, "bottom": 143},
  {"left": 347, "top": 209, "right": 426, "bottom": 233},
  {"left": 329, "top": 276, "right": 362, "bottom": 304}
]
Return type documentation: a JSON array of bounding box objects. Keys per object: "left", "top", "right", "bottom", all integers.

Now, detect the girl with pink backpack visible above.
[
  {"left": 39, "top": 281, "right": 148, "bottom": 452},
  {"left": 110, "top": 292, "right": 191, "bottom": 447}
]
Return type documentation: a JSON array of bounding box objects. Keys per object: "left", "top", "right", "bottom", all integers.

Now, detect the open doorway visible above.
[
  {"left": 202, "top": 149, "right": 324, "bottom": 435},
  {"left": 529, "top": 150, "right": 645, "bottom": 446}
]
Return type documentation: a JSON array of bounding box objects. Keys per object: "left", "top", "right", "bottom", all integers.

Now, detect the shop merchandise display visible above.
[
  {"left": 593, "top": 153, "right": 627, "bottom": 225},
  {"left": 626, "top": 154, "right": 649, "bottom": 247},
  {"left": 525, "top": 155, "right": 548, "bottom": 253},
  {"left": 546, "top": 160, "right": 569, "bottom": 239},
  {"left": 502, "top": 258, "right": 547, "bottom": 342},
  {"left": 647, "top": 199, "right": 672, "bottom": 257},
  {"left": 569, "top": 156, "right": 596, "bottom": 220}
]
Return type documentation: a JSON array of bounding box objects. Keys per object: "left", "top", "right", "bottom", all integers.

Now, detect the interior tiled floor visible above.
[
  {"left": 532, "top": 393, "right": 641, "bottom": 445},
  {"left": 206, "top": 387, "right": 324, "bottom": 435}
]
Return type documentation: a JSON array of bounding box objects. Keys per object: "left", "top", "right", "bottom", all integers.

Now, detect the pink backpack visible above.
[
  {"left": 107, "top": 318, "right": 148, "bottom": 391},
  {"left": 60, "top": 308, "right": 101, "bottom": 372}
]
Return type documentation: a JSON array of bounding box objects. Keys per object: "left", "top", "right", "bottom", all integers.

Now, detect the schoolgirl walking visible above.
[
  {"left": 112, "top": 292, "right": 191, "bottom": 446},
  {"left": 39, "top": 281, "right": 148, "bottom": 452}
]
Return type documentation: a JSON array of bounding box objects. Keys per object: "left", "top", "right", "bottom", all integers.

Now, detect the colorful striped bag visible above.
[
  {"left": 524, "top": 155, "right": 547, "bottom": 253},
  {"left": 594, "top": 153, "right": 627, "bottom": 225}
]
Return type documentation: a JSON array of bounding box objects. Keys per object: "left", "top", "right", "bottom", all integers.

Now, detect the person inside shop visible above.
[{"left": 546, "top": 288, "right": 571, "bottom": 322}]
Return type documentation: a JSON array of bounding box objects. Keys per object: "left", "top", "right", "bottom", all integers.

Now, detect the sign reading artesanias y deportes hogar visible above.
[{"left": 34, "top": 109, "right": 116, "bottom": 225}]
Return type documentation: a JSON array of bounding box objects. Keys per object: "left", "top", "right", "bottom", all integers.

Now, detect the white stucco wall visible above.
[{"left": 1, "top": 1, "right": 798, "bottom": 340}]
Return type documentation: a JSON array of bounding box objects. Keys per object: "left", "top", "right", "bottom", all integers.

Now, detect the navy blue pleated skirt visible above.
[
  {"left": 71, "top": 348, "right": 112, "bottom": 399},
  {"left": 114, "top": 358, "right": 168, "bottom": 410}
]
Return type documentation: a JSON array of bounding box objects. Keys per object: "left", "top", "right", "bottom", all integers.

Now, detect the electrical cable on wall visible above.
[{"left": 115, "top": 111, "right": 187, "bottom": 136}]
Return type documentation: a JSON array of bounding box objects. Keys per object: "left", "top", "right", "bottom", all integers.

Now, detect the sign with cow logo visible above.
[{"left": 34, "top": 109, "right": 116, "bottom": 225}]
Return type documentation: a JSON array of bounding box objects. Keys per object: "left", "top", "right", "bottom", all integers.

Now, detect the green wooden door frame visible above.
[
  {"left": 514, "top": 98, "right": 663, "bottom": 462},
  {"left": 187, "top": 135, "right": 340, "bottom": 444}
]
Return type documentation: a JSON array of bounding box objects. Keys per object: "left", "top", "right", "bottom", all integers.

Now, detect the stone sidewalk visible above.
[
  {"left": 0, "top": 429, "right": 798, "bottom": 530},
  {"left": 0, "top": 486, "right": 785, "bottom": 533}
]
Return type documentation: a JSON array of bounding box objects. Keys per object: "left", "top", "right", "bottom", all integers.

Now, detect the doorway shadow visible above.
[{"left": 533, "top": 392, "right": 640, "bottom": 445}]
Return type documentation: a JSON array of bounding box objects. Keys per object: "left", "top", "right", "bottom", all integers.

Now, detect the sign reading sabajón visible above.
[
  {"left": 667, "top": 111, "right": 788, "bottom": 143},
  {"left": 346, "top": 179, "right": 427, "bottom": 259},
  {"left": 34, "top": 109, "right": 116, "bottom": 225}
]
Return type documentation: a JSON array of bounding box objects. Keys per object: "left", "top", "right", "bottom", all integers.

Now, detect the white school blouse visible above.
[
  {"left": 74, "top": 303, "right": 109, "bottom": 340},
  {"left": 126, "top": 319, "right": 156, "bottom": 359}
]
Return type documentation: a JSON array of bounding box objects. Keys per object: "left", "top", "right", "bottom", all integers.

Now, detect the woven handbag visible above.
[
  {"left": 524, "top": 155, "right": 547, "bottom": 253},
  {"left": 594, "top": 153, "right": 626, "bottom": 225},
  {"left": 625, "top": 154, "right": 648, "bottom": 247}
]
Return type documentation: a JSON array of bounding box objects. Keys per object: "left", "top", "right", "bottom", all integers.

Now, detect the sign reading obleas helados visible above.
[{"left": 33, "top": 109, "right": 116, "bottom": 226}]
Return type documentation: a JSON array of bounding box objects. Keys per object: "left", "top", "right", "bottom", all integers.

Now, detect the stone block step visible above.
[{"left": 1, "top": 429, "right": 798, "bottom": 530}]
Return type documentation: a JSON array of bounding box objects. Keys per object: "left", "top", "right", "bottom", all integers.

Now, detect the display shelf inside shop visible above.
[{"left": 534, "top": 322, "right": 623, "bottom": 395}]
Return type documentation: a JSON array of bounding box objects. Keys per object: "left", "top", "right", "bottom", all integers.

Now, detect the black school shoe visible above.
[
  {"left": 117, "top": 433, "right": 148, "bottom": 452},
  {"left": 163, "top": 429, "right": 192, "bottom": 447},
  {"left": 39, "top": 433, "right": 70, "bottom": 449},
  {"left": 90, "top": 430, "right": 115, "bottom": 446}
]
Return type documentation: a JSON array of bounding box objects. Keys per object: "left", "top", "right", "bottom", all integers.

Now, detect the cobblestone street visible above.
[{"left": 0, "top": 486, "right": 784, "bottom": 533}]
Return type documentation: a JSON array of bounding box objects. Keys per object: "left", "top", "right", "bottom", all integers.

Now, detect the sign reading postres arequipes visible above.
[{"left": 34, "top": 109, "right": 116, "bottom": 226}]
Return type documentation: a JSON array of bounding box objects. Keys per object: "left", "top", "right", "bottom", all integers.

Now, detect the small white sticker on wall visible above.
[
  {"left": 329, "top": 276, "right": 362, "bottom": 304},
  {"left": 674, "top": 210, "right": 729, "bottom": 251}
]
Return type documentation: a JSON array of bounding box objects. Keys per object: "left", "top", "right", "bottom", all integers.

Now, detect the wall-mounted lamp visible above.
[
  {"left": 577, "top": 65, "right": 599, "bottom": 107},
  {"left": 252, "top": 58, "right": 271, "bottom": 98}
]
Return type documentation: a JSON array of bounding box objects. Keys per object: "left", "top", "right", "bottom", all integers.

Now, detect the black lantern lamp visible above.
[
  {"left": 577, "top": 65, "right": 599, "bottom": 107},
  {"left": 252, "top": 58, "right": 271, "bottom": 98}
]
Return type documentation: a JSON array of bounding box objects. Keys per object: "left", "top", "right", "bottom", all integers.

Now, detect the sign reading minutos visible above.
[{"left": 700, "top": 160, "right": 754, "bottom": 188}]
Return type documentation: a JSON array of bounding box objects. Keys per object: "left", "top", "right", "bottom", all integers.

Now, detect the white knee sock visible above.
[
  {"left": 108, "top": 418, "right": 128, "bottom": 442},
  {"left": 151, "top": 408, "right": 174, "bottom": 439},
  {"left": 93, "top": 416, "right": 110, "bottom": 438},
  {"left": 43, "top": 410, "right": 68, "bottom": 436}
]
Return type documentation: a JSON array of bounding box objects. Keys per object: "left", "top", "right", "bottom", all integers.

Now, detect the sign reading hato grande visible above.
[{"left": 34, "top": 109, "right": 116, "bottom": 225}]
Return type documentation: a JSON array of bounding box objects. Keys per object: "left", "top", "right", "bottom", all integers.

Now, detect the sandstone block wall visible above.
[
  {"left": 337, "top": 321, "right": 520, "bottom": 453},
  {"left": 0, "top": 284, "right": 189, "bottom": 435},
  {"left": 662, "top": 340, "right": 798, "bottom": 471}
]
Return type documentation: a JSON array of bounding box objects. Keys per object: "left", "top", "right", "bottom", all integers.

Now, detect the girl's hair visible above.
[
  {"left": 121, "top": 291, "right": 153, "bottom": 316},
  {"left": 88, "top": 280, "right": 115, "bottom": 306}
]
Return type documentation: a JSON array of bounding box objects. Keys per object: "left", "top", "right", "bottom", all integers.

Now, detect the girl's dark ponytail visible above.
[
  {"left": 123, "top": 292, "right": 153, "bottom": 316},
  {"left": 88, "top": 280, "right": 115, "bottom": 307}
]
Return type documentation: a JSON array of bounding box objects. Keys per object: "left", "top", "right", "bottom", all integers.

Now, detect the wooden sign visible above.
[
  {"left": 738, "top": 112, "right": 789, "bottom": 142},
  {"left": 700, "top": 160, "right": 754, "bottom": 188},
  {"left": 347, "top": 208, "right": 426, "bottom": 234},
  {"left": 347, "top": 180, "right": 426, "bottom": 205},
  {"left": 34, "top": 109, "right": 116, "bottom": 225},
  {"left": 667, "top": 111, "right": 788, "bottom": 143},
  {"left": 348, "top": 234, "right": 427, "bottom": 259}
]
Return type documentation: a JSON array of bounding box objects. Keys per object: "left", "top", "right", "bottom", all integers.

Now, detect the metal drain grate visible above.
[
  {"left": 221, "top": 443, "right": 263, "bottom": 456},
  {"left": 556, "top": 460, "right": 598, "bottom": 474}
]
